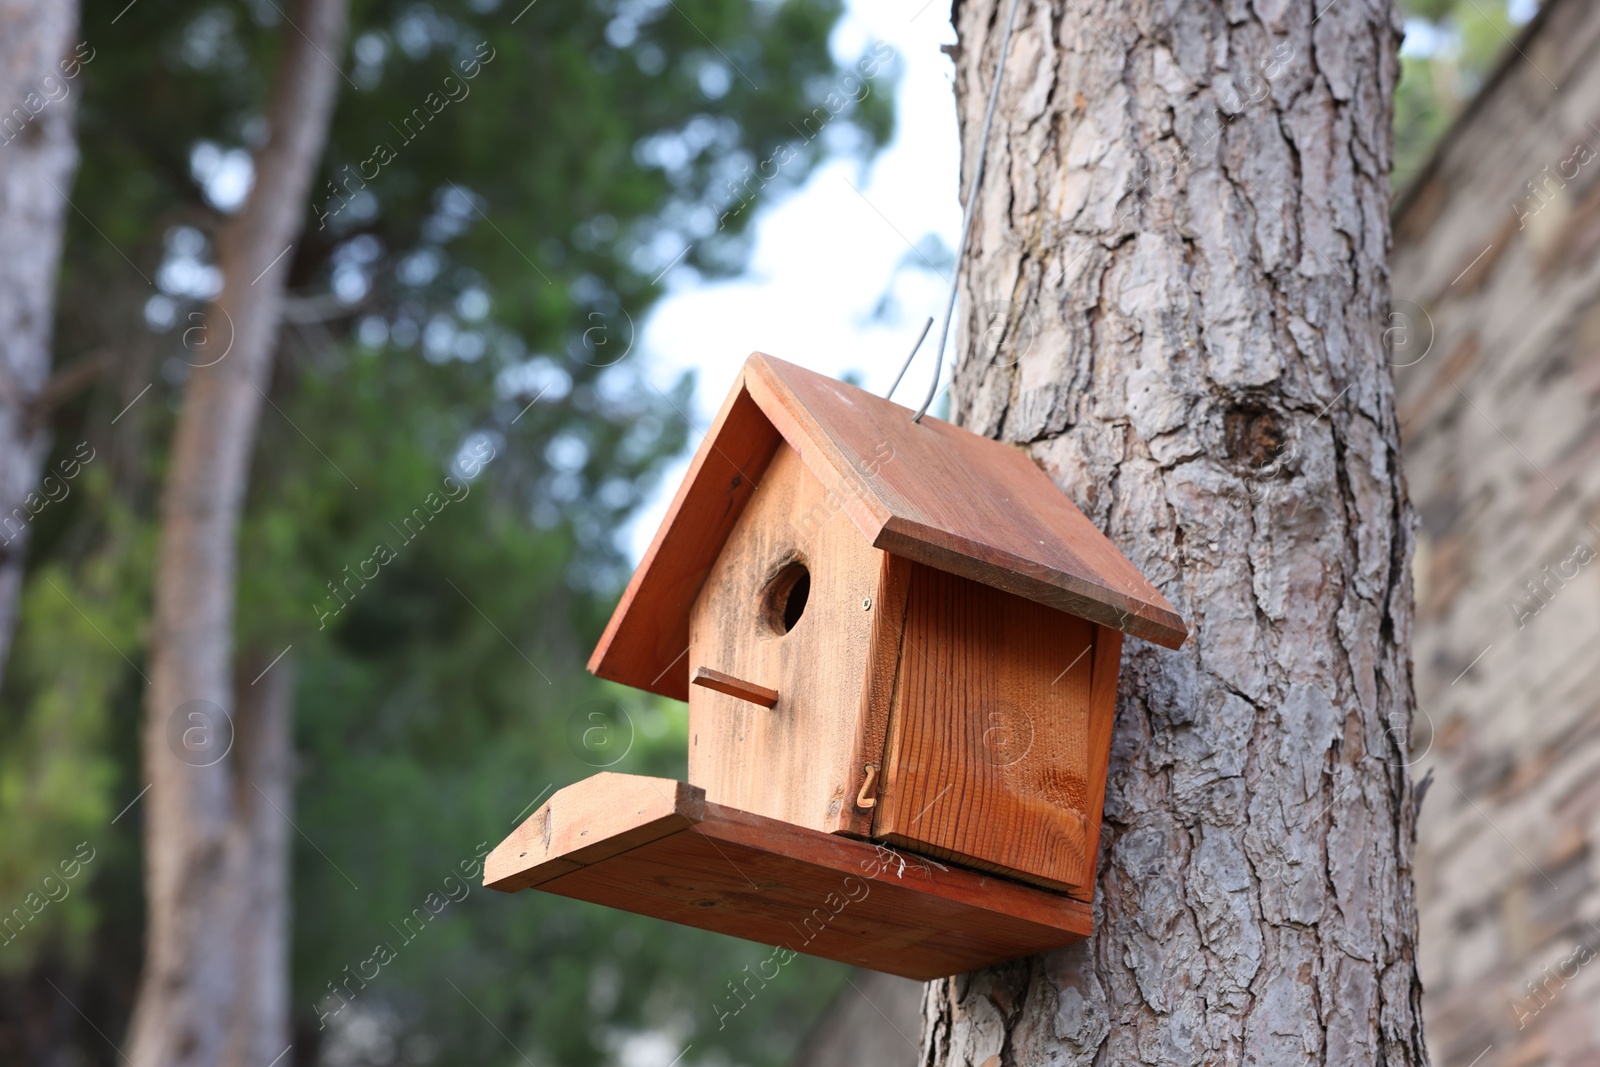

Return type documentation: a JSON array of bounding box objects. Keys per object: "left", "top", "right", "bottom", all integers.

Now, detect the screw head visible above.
[{"left": 862, "top": 596, "right": 872, "bottom": 610}]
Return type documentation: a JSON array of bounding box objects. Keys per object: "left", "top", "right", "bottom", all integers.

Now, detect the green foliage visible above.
[
  {"left": 1393, "top": 0, "right": 1532, "bottom": 192},
  {"left": 253, "top": 322, "right": 847, "bottom": 1066},
  {"left": 0, "top": 459, "right": 152, "bottom": 973},
  {"left": 1, "top": 0, "right": 894, "bottom": 1061}
]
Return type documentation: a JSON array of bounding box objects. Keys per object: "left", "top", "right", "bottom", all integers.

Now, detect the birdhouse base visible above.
[{"left": 484, "top": 773, "right": 1092, "bottom": 980}]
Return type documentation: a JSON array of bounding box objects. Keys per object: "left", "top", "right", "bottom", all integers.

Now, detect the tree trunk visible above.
[
  {"left": 921, "top": 2, "right": 1426, "bottom": 1064},
  {"left": 226, "top": 650, "right": 296, "bottom": 1067},
  {"left": 0, "top": 0, "right": 80, "bottom": 693},
  {"left": 126, "top": 0, "right": 346, "bottom": 1062}
]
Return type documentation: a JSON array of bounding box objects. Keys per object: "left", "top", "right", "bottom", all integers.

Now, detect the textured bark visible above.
[
  {"left": 0, "top": 0, "right": 79, "bottom": 692},
  {"left": 126, "top": 0, "right": 346, "bottom": 1062},
  {"left": 921, "top": 2, "right": 1426, "bottom": 1065}
]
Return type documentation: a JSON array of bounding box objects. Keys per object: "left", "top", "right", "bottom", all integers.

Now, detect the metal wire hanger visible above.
[{"left": 886, "top": 0, "right": 1023, "bottom": 423}]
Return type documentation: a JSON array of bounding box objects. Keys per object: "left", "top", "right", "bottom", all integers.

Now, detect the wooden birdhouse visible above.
[{"left": 485, "top": 354, "right": 1185, "bottom": 979}]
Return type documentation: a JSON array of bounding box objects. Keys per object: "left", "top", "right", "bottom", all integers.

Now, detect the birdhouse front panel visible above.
[
  {"left": 688, "top": 442, "right": 883, "bottom": 834},
  {"left": 869, "top": 562, "right": 1120, "bottom": 895}
]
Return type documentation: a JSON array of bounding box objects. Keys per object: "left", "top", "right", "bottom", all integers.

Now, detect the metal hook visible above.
[
  {"left": 855, "top": 763, "right": 880, "bottom": 810},
  {"left": 912, "top": 0, "right": 1023, "bottom": 424}
]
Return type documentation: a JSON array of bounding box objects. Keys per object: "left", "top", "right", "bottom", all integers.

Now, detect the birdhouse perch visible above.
[{"left": 485, "top": 353, "right": 1185, "bottom": 980}]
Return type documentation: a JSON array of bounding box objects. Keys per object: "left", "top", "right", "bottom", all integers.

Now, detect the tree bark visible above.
[
  {"left": 922, "top": 2, "right": 1426, "bottom": 1064},
  {"left": 126, "top": 0, "right": 346, "bottom": 1062},
  {"left": 0, "top": 0, "right": 80, "bottom": 694}
]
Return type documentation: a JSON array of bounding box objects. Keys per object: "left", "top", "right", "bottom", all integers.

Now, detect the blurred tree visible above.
[
  {"left": 0, "top": 0, "right": 80, "bottom": 695},
  {"left": 0, "top": 0, "right": 894, "bottom": 1063},
  {"left": 128, "top": 0, "right": 349, "bottom": 1063}
]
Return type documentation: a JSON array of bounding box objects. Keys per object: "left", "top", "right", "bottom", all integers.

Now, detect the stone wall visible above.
[{"left": 1393, "top": 1, "right": 1600, "bottom": 1062}]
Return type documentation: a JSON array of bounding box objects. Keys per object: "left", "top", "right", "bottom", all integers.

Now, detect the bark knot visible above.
[{"left": 1223, "top": 403, "right": 1289, "bottom": 470}]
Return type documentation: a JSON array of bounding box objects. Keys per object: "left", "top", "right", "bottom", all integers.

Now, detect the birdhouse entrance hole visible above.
[{"left": 761, "top": 559, "right": 810, "bottom": 635}]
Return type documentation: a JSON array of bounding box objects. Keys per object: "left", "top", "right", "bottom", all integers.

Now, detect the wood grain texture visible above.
[
  {"left": 1078, "top": 625, "right": 1122, "bottom": 889},
  {"left": 688, "top": 443, "right": 882, "bottom": 832},
  {"left": 692, "top": 667, "right": 779, "bottom": 708},
  {"left": 872, "top": 562, "right": 1100, "bottom": 892},
  {"left": 485, "top": 773, "right": 1092, "bottom": 981},
  {"left": 485, "top": 773, "right": 704, "bottom": 892},
  {"left": 588, "top": 380, "right": 782, "bottom": 699},
  {"left": 837, "top": 552, "right": 913, "bottom": 837},
  {"left": 743, "top": 354, "right": 1187, "bottom": 648}
]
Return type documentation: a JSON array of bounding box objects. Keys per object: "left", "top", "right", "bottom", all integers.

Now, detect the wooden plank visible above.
[
  {"left": 485, "top": 772, "right": 1091, "bottom": 981},
  {"left": 742, "top": 354, "right": 1187, "bottom": 649},
  {"left": 688, "top": 443, "right": 883, "bottom": 834},
  {"left": 692, "top": 667, "right": 779, "bottom": 708},
  {"left": 871, "top": 563, "right": 1099, "bottom": 892},
  {"left": 701, "top": 800, "right": 1090, "bottom": 938},
  {"left": 587, "top": 377, "right": 783, "bottom": 699},
  {"left": 835, "top": 552, "right": 913, "bottom": 837},
  {"left": 1076, "top": 625, "right": 1122, "bottom": 901},
  {"left": 485, "top": 773, "right": 703, "bottom": 892}
]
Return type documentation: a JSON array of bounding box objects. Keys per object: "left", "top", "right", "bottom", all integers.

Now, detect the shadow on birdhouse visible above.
[{"left": 485, "top": 354, "right": 1185, "bottom": 979}]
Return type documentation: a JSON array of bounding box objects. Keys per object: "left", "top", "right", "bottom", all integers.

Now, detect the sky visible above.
[{"left": 621, "top": 0, "right": 963, "bottom": 562}]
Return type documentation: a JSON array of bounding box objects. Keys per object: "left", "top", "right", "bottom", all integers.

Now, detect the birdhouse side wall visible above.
[
  {"left": 870, "top": 563, "right": 1112, "bottom": 895},
  {"left": 688, "top": 443, "right": 883, "bottom": 833}
]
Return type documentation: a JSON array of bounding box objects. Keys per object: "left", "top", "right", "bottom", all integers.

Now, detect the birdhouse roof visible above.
[{"left": 590, "top": 353, "right": 1186, "bottom": 699}]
